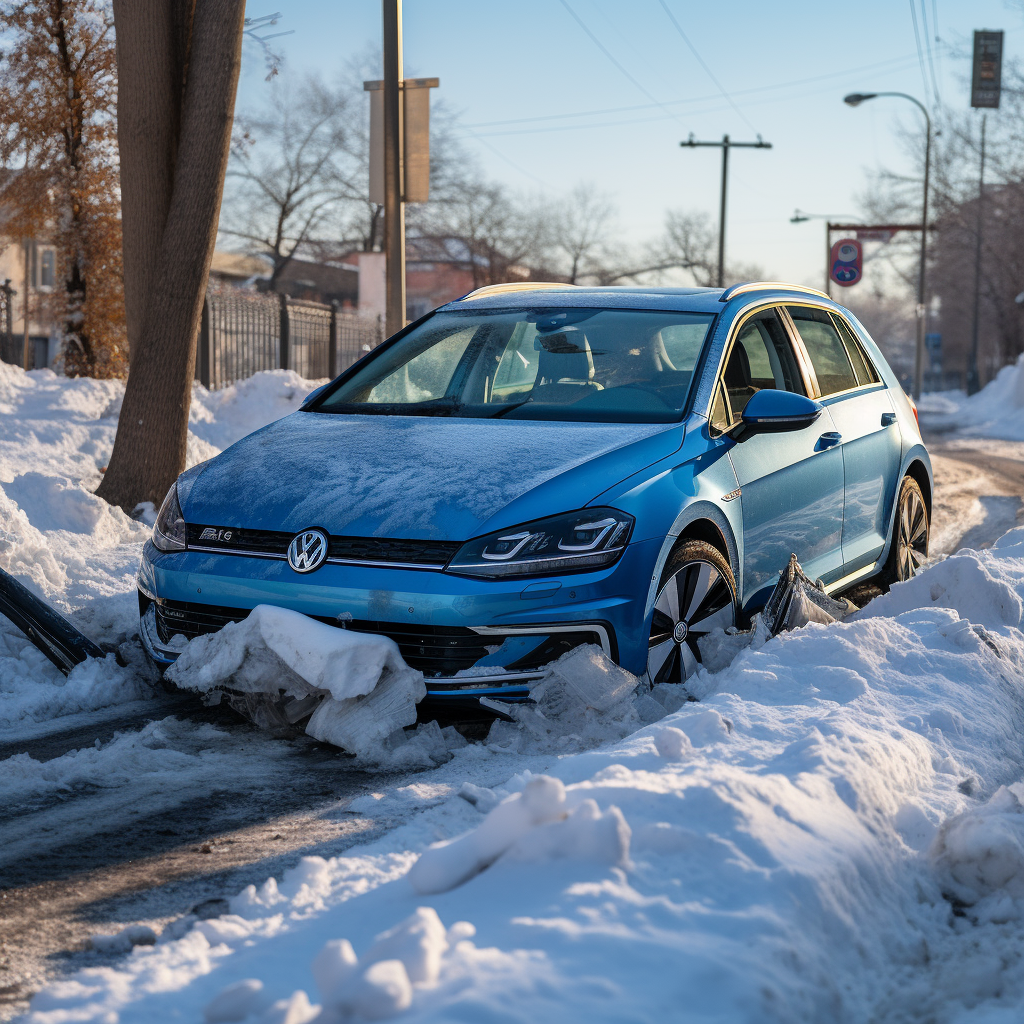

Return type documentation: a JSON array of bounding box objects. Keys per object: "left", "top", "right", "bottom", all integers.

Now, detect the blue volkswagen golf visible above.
[{"left": 138, "top": 282, "right": 931, "bottom": 710}]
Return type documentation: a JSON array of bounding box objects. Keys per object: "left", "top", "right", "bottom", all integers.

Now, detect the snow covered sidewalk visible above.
[{"left": 20, "top": 532, "right": 1024, "bottom": 1023}]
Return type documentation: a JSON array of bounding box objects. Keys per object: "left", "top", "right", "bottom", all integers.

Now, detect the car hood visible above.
[{"left": 182, "top": 412, "right": 682, "bottom": 540}]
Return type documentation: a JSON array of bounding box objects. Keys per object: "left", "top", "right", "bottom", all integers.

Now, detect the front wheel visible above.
[
  {"left": 881, "top": 476, "right": 929, "bottom": 588},
  {"left": 647, "top": 540, "right": 737, "bottom": 685}
]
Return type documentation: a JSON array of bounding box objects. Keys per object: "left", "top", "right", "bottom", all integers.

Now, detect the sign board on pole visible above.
[
  {"left": 830, "top": 238, "right": 862, "bottom": 287},
  {"left": 364, "top": 77, "right": 440, "bottom": 205},
  {"left": 972, "top": 30, "right": 1004, "bottom": 109},
  {"left": 856, "top": 228, "right": 893, "bottom": 243}
]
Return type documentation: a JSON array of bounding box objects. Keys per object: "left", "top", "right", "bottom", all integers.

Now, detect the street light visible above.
[
  {"left": 844, "top": 91, "right": 931, "bottom": 399},
  {"left": 789, "top": 210, "right": 861, "bottom": 296}
]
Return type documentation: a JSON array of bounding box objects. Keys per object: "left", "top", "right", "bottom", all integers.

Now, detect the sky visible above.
[{"left": 237, "top": 0, "right": 1022, "bottom": 288}]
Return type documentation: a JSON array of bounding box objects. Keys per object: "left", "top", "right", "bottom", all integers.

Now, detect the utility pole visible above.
[
  {"left": 382, "top": 0, "right": 404, "bottom": 338},
  {"left": 681, "top": 134, "right": 772, "bottom": 288},
  {"left": 968, "top": 114, "right": 986, "bottom": 395}
]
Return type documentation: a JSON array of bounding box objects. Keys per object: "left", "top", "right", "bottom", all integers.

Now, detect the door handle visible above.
[
  {"left": 818, "top": 431, "right": 842, "bottom": 449},
  {"left": 881, "top": 411, "right": 896, "bottom": 426}
]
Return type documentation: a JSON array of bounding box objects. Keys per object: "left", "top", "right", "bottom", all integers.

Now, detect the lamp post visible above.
[{"left": 844, "top": 92, "right": 931, "bottom": 400}]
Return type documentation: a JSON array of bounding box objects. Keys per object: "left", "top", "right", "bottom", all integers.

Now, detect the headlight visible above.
[
  {"left": 153, "top": 483, "right": 187, "bottom": 552},
  {"left": 447, "top": 508, "right": 633, "bottom": 578}
]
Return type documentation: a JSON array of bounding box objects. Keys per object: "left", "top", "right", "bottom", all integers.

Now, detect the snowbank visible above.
[
  {"left": 920, "top": 354, "right": 1024, "bottom": 440},
  {"left": 0, "top": 363, "right": 325, "bottom": 741},
  {"left": 25, "top": 531, "right": 1024, "bottom": 1023}
]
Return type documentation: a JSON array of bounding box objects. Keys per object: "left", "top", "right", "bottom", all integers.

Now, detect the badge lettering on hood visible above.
[{"left": 287, "top": 529, "right": 329, "bottom": 573}]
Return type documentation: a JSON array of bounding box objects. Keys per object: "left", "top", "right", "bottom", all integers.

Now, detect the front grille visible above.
[
  {"left": 153, "top": 599, "right": 606, "bottom": 678},
  {"left": 186, "top": 524, "right": 460, "bottom": 567}
]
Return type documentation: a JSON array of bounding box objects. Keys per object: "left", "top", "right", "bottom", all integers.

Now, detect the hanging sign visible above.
[
  {"left": 972, "top": 30, "right": 1004, "bottom": 109},
  {"left": 830, "top": 238, "right": 862, "bottom": 287}
]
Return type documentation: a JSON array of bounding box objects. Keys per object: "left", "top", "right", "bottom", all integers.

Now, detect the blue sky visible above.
[{"left": 237, "top": 0, "right": 1021, "bottom": 286}]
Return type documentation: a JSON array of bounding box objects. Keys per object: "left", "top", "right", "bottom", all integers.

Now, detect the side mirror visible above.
[{"left": 734, "top": 389, "right": 822, "bottom": 442}]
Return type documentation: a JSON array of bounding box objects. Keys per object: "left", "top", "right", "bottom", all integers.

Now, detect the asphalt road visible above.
[{"left": 1, "top": 436, "right": 1021, "bottom": 1020}]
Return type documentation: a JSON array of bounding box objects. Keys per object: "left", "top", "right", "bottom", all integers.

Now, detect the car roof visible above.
[{"left": 439, "top": 282, "right": 838, "bottom": 316}]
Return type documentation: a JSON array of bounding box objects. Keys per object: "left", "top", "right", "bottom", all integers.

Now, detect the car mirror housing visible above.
[{"left": 734, "top": 389, "right": 822, "bottom": 442}]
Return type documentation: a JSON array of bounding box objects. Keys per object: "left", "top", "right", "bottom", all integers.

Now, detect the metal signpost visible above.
[
  {"left": 968, "top": 30, "right": 1003, "bottom": 394},
  {"left": 680, "top": 134, "right": 772, "bottom": 288}
]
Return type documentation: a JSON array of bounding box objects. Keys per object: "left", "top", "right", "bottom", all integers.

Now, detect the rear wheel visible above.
[
  {"left": 647, "top": 540, "right": 737, "bottom": 685},
  {"left": 881, "top": 476, "right": 929, "bottom": 588}
]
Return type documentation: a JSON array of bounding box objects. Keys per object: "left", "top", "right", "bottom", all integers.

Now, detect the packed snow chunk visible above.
[
  {"left": 677, "top": 707, "right": 733, "bottom": 747},
  {"left": 311, "top": 939, "right": 358, "bottom": 1006},
  {"left": 654, "top": 725, "right": 693, "bottom": 761},
  {"left": 507, "top": 798, "right": 631, "bottom": 867},
  {"left": 167, "top": 604, "right": 420, "bottom": 704},
  {"left": 257, "top": 990, "right": 318, "bottom": 1024},
  {"left": 89, "top": 924, "right": 157, "bottom": 954},
  {"left": 362, "top": 907, "right": 448, "bottom": 985},
  {"left": 0, "top": 483, "right": 66, "bottom": 592},
  {"left": 493, "top": 645, "right": 642, "bottom": 753},
  {"left": 167, "top": 605, "right": 425, "bottom": 757},
  {"left": 855, "top": 549, "right": 1023, "bottom": 629},
  {"left": 304, "top": 668, "right": 426, "bottom": 761},
  {"left": 345, "top": 960, "right": 413, "bottom": 1020},
  {"left": 5, "top": 471, "right": 111, "bottom": 535},
  {"left": 932, "top": 783, "right": 1024, "bottom": 907},
  {"left": 204, "top": 978, "right": 269, "bottom": 1023},
  {"left": 409, "top": 775, "right": 568, "bottom": 894}
]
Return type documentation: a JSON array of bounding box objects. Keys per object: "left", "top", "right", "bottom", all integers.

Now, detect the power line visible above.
[
  {"left": 918, "top": 0, "right": 942, "bottom": 106},
  {"left": 907, "top": 0, "right": 932, "bottom": 107},
  {"left": 556, "top": 0, "right": 687, "bottom": 127},
  {"left": 655, "top": 0, "right": 759, "bottom": 135},
  {"left": 460, "top": 52, "right": 923, "bottom": 131},
  {"left": 930, "top": 0, "right": 944, "bottom": 102}
]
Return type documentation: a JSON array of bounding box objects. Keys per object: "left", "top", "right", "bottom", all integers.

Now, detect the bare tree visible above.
[
  {"left": 221, "top": 74, "right": 364, "bottom": 284},
  {"left": 547, "top": 182, "right": 615, "bottom": 284},
  {"left": 96, "top": 0, "right": 246, "bottom": 510}
]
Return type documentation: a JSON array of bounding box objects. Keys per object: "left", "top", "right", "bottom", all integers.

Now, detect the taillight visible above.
[{"left": 907, "top": 394, "right": 919, "bottom": 430}]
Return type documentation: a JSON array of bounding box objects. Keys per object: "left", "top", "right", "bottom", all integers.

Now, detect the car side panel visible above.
[{"left": 825, "top": 386, "right": 903, "bottom": 572}]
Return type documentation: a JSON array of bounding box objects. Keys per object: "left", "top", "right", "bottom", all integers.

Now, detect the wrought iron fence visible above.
[{"left": 195, "top": 289, "right": 382, "bottom": 389}]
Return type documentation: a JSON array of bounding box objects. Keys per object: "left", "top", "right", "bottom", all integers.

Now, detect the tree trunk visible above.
[{"left": 97, "top": 0, "right": 246, "bottom": 510}]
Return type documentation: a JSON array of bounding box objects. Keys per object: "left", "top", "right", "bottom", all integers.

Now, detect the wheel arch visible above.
[
  {"left": 904, "top": 457, "right": 932, "bottom": 518},
  {"left": 644, "top": 502, "right": 741, "bottom": 623}
]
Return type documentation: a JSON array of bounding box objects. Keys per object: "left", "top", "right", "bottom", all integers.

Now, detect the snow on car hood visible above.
[{"left": 182, "top": 411, "right": 681, "bottom": 540}]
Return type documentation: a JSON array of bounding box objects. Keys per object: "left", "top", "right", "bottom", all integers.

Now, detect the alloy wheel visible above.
[
  {"left": 647, "top": 556, "right": 736, "bottom": 684},
  {"left": 896, "top": 486, "right": 928, "bottom": 581}
]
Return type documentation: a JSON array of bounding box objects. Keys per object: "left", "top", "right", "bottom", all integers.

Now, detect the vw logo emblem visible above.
[
  {"left": 287, "top": 529, "right": 329, "bottom": 573},
  {"left": 673, "top": 621, "right": 688, "bottom": 643}
]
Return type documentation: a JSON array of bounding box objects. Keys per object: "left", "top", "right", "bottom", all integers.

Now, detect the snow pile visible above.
[
  {"left": 0, "top": 363, "right": 325, "bottom": 741},
  {"left": 920, "top": 354, "right": 1024, "bottom": 440},
  {"left": 166, "top": 605, "right": 426, "bottom": 760},
  {"left": 27, "top": 526, "right": 1024, "bottom": 1024}
]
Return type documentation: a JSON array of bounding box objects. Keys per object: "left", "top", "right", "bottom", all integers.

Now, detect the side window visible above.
[
  {"left": 369, "top": 327, "right": 474, "bottom": 403},
  {"left": 786, "top": 306, "right": 858, "bottom": 396},
  {"left": 715, "top": 310, "right": 803, "bottom": 429},
  {"left": 831, "top": 313, "right": 879, "bottom": 386}
]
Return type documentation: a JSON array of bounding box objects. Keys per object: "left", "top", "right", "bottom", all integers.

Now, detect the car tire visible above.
[
  {"left": 879, "top": 475, "right": 929, "bottom": 590},
  {"left": 647, "top": 540, "right": 737, "bottom": 686}
]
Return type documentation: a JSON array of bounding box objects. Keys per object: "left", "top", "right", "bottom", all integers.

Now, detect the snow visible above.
[
  {"left": 15, "top": 358, "right": 1024, "bottom": 1021},
  {"left": 919, "top": 354, "right": 1024, "bottom": 440},
  {"left": 0, "top": 364, "right": 326, "bottom": 742}
]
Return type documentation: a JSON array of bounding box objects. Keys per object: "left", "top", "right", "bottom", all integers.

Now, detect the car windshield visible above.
[{"left": 314, "top": 307, "right": 716, "bottom": 422}]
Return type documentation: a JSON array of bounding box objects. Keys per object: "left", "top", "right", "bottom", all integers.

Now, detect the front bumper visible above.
[{"left": 137, "top": 537, "right": 660, "bottom": 699}]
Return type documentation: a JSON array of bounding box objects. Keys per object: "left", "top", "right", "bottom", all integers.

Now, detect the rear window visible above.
[{"left": 314, "top": 307, "right": 716, "bottom": 423}]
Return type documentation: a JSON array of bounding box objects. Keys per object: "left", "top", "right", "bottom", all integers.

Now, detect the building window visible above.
[{"left": 36, "top": 246, "right": 56, "bottom": 291}]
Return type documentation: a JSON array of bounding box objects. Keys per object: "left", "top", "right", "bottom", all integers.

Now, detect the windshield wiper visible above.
[{"left": 488, "top": 398, "right": 533, "bottom": 418}]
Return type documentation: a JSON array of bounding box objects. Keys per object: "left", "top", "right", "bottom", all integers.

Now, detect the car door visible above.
[
  {"left": 712, "top": 307, "right": 846, "bottom": 609},
  {"left": 783, "top": 305, "right": 902, "bottom": 574}
]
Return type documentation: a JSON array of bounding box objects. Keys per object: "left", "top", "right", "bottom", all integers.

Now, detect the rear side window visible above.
[
  {"left": 786, "top": 306, "right": 858, "bottom": 396},
  {"left": 831, "top": 313, "right": 879, "bottom": 386}
]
